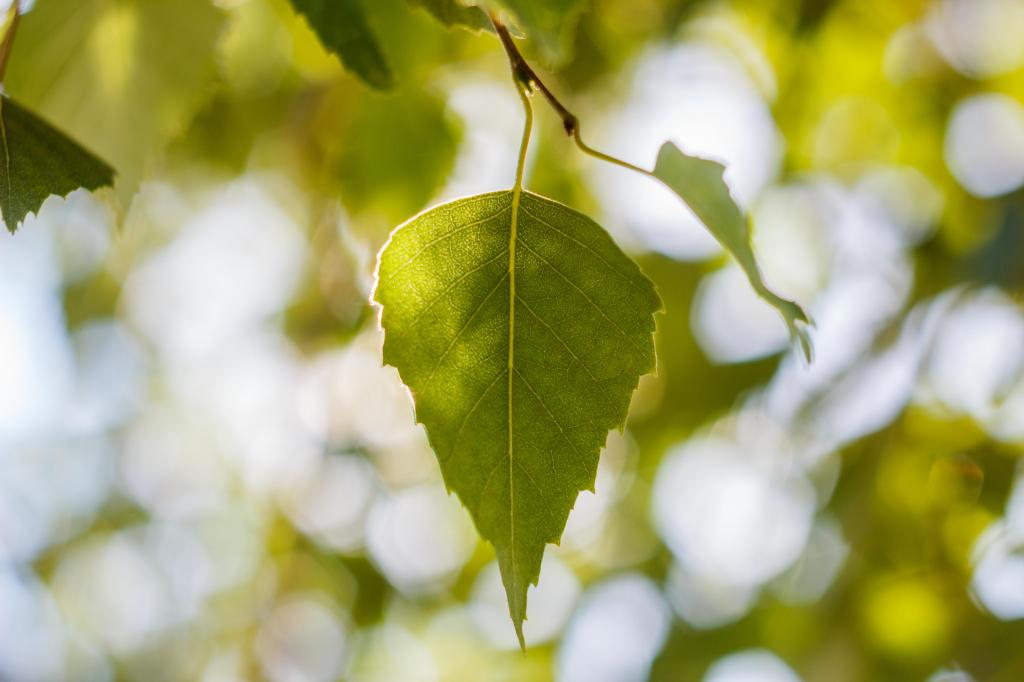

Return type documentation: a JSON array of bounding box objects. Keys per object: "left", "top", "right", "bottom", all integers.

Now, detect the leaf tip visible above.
[
  {"left": 779, "top": 302, "right": 814, "bottom": 364},
  {"left": 368, "top": 70, "right": 395, "bottom": 91},
  {"left": 791, "top": 319, "right": 814, "bottom": 365},
  {"left": 754, "top": 285, "right": 814, "bottom": 364},
  {"left": 4, "top": 204, "right": 47, "bottom": 234}
]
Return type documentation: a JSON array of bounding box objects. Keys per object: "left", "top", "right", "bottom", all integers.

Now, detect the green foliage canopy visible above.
[
  {"left": 2, "top": 0, "right": 1023, "bottom": 678},
  {"left": 0, "top": 0, "right": 806, "bottom": 637}
]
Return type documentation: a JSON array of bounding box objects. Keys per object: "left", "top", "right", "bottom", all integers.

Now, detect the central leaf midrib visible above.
[{"left": 507, "top": 184, "right": 521, "bottom": 622}]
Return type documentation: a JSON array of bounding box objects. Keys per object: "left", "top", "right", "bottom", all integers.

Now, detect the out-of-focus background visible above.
[{"left": 2, "top": 0, "right": 1024, "bottom": 680}]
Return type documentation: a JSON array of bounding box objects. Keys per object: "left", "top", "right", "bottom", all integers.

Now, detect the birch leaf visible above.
[
  {"left": 373, "top": 190, "right": 660, "bottom": 644},
  {"left": 652, "top": 142, "right": 812, "bottom": 359}
]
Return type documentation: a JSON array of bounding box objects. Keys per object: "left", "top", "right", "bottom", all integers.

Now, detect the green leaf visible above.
[
  {"left": 4, "top": 0, "right": 224, "bottom": 201},
  {"left": 0, "top": 97, "right": 114, "bottom": 233},
  {"left": 652, "top": 142, "right": 812, "bottom": 360},
  {"left": 488, "top": 0, "right": 587, "bottom": 61},
  {"left": 334, "top": 89, "right": 461, "bottom": 224},
  {"left": 373, "top": 190, "right": 660, "bottom": 644},
  {"left": 288, "top": 0, "right": 393, "bottom": 89},
  {"left": 406, "top": 0, "right": 491, "bottom": 32}
]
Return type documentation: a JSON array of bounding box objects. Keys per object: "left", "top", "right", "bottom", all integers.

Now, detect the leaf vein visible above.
[
  {"left": 515, "top": 293, "right": 599, "bottom": 382},
  {"left": 444, "top": 366, "right": 509, "bottom": 461},
  {"left": 400, "top": 249, "right": 509, "bottom": 337},
  {"left": 423, "top": 270, "right": 509, "bottom": 385},
  {"left": 382, "top": 204, "right": 510, "bottom": 285},
  {"left": 517, "top": 239, "right": 646, "bottom": 353},
  {"left": 514, "top": 367, "right": 588, "bottom": 474},
  {"left": 519, "top": 203, "right": 648, "bottom": 294}
]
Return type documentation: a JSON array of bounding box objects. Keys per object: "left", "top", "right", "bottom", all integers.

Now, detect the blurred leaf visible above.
[
  {"left": 373, "top": 190, "right": 660, "bottom": 644},
  {"left": 288, "top": 0, "right": 393, "bottom": 89},
  {"left": 407, "top": 0, "right": 491, "bottom": 31},
  {"left": 62, "top": 268, "right": 122, "bottom": 329},
  {"left": 488, "top": 0, "right": 587, "bottom": 61},
  {"left": 0, "top": 97, "right": 114, "bottom": 233},
  {"left": 335, "top": 89, "right": 460, "bottom": 224},
  {"left": 652, "top": 142, "right": 812, "bottom": 359},
  {"left": 628, "top": 254, "right": 779, "bottom": 448},
  {"left": 4, "top": 0, "right": 224, "bottom": 201}
]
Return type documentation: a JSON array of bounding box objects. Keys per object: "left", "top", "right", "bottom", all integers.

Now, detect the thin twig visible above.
[
  {"left": 488, "top": 13, "right": 813, "bottom": 361},
  {"left": 488, "top": 12, "right": 652, "bottom": 174},
  {"left": 489, "top": 13, "right": 577, "bottom": 135}
]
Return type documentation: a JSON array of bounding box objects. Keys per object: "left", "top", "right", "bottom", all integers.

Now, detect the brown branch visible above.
[
  {"left": 488, "top": 13, "right": 578, "bottom": 136},
  {"left": 487, "top": 11, "right": 650, "bottom": 176}
]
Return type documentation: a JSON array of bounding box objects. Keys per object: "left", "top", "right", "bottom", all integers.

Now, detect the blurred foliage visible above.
[
  {"left": 1, "top": 0, "right": 1024, "bottom": 681},
  {"left": 5, "top": 0, "right": 225, "bottom": 201}
]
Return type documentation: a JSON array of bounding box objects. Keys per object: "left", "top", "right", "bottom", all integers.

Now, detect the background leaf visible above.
[
  {"left": 4, "top": 0, "right": 224, "bottom": 202},
  {"left": 488, "top": 0, "right": 587, "bottom": 62},
  {"left": 0, "top": 97, "right": 114, "bottom": 233},
  {"left": 288, "top": 0, "right": 393, "bottom": 89},
  {"left": 373, "top": 190, "right": 661, "bottom": 643},
  {"left": 334, "top": 89, "right": 461, "bottom": 226},
  {"left": 652, "top": 142, "right": 812, "bottom": 359},
  {"left": 406, "top": 0, "right": 491, "bottom": 32}
]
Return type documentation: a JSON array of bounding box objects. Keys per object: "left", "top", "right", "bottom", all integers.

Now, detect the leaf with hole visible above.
[
  {"left": 373, "top": 190, "right": 660, "bottom": 644},
  {"left": 652, "top": 141, "right": 812, "bottom": 359},
  {"left": 0, "top": 97, "right": 114, "bottom": 233}
]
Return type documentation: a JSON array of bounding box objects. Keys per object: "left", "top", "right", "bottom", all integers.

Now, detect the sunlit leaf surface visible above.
[{"left": 374, "top": 190, "right": 660, "bottom": 643}]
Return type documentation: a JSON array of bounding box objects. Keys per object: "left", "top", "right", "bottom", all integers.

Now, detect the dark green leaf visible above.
[
  {"left": 288, "top": 0, "right": 393, "bottom": 89},
  {"left": 0, "top": 97, "right": 114, "bottom": 233},
  {"left": 373, "top": 190, "right": 660, "bottom": 644},
  {"left": 652, "top": 142, "right": 812, "bottom": 359}
]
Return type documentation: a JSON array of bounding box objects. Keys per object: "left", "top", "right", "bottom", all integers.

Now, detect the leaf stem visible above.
[
  {"left": 513, "top": 86, "right": 532, "bottom": 193},
  {"left": 571, "top": 127, "right": 649, "bottom": 176},
  {"left": 0, "top": 0, "right": 20, "bottom": 83}
]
